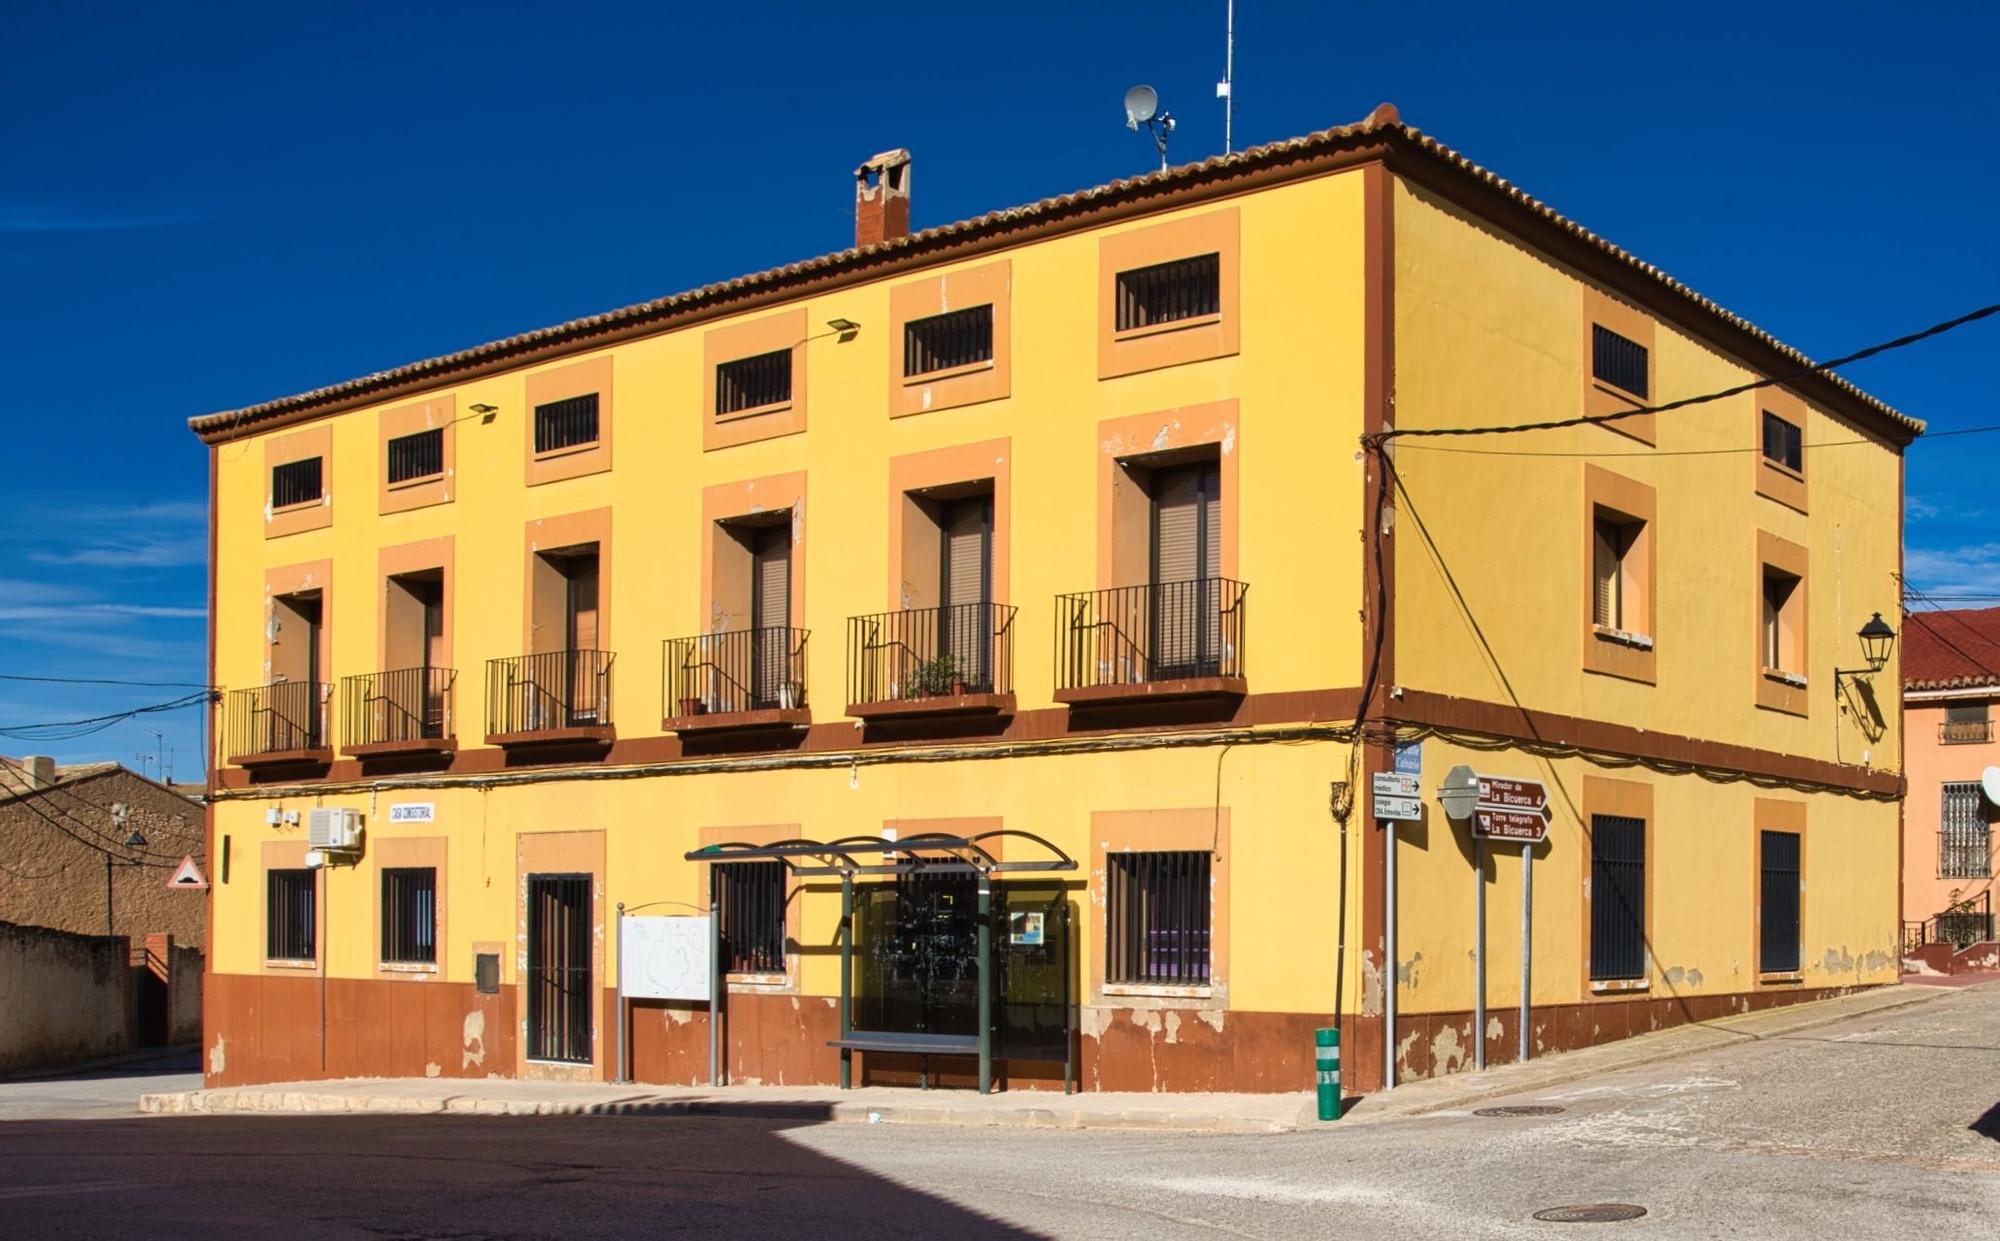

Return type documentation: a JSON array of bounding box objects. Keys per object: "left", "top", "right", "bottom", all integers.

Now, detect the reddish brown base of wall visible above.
[
  {"left": 202, "top": 973, "right": 1889, "bottom": 1094},
  {"left": 1389, "top": 983, "right": 1884, "bottom": 1083}
]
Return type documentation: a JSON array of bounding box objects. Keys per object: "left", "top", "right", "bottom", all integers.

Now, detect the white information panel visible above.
[{"left": 619, "top": 914, "right": 713, "bottom": 1001}]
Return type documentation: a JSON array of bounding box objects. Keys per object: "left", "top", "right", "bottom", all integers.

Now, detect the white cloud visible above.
[
  {"left": 1904, "top": 542, "right": 2000, "bottom": 598},
  {"left": 0, "top": 605, "right": 205, "bottom": 621},
  {"left": 2, "top": 496, "right": 207, "bottom": 570}
]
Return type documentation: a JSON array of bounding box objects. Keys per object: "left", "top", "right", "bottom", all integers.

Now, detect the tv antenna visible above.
[
  {"left": 1124, "top": 84, "right": 1175, "bottom": 172},
  {"left": 1217, "top": 0, "right": 1236, "bottom": 153}
]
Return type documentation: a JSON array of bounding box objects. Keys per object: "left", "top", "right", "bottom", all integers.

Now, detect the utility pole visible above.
[{"left": 1218, "top": 0, "right": 1236, "bottom": 154}]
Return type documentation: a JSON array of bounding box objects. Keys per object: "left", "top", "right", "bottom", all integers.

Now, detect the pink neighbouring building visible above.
[{"left": 1902, "top": 606, "right": 2000, "bottom": 974}]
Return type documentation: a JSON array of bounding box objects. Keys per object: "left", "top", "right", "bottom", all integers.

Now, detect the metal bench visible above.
[{"left": 827, "top": 1030, "right": 980, "bottom": 1089}]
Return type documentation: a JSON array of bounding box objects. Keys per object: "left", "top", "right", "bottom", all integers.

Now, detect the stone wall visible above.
[{"left": 0, "top": 920, "right": 130, "bottom": 1074}]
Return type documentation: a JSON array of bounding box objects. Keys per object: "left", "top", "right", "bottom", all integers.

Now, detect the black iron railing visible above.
[
  {"left": 342, "top": 667, "right": 454, "bottom": 747},
  {"left": 663, "top": 627, "right": 810, "bottom": 717},
  {"left": 485, "top": 650, "right": 612, "bottom": 736},
  {"left": 1905, "top": 892, "right": 1995, "bottom": 952},
  {"left": 226, "top": 681, "right": 329, "bottom": 759},
  {"left": 1054, "top": 578, "right": 1246, "bottom": 693},
  {"left": 1941, "top": 718, "right": 1994, "bottom": 745},
  {"left": 847, "top": 602, "right": 1015, "bottom": 707}
]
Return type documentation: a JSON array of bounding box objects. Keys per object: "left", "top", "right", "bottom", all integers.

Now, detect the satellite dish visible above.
[
  {"left": 1982, "top": 766, "right": 2000, "bottom": 805},
  {"left": 1124, "top": 84, "right": 1159, "bottom": 130}
]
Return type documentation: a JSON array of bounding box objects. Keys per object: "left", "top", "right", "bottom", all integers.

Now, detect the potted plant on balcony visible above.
[
  {"left": 677, "top": 695, "right": 707, "bottom": 717},
  {"left": 908, "top": 655, "right": 968, "bottom": 699}
]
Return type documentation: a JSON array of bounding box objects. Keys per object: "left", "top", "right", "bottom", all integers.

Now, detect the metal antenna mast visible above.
[{"left": 1219, "top": 0, "right": 1236, "bottom": 153}]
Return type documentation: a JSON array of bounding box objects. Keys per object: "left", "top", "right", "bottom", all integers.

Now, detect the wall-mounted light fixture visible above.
[
  {"left": 825, "top": 318, "right": 861, "bottom": 343},
  {"left": 470, "top": 403, "right": 499, "bottom": 423},
  {"left": 1833, "top": 611, "right": 1898, "bottom": 700}
]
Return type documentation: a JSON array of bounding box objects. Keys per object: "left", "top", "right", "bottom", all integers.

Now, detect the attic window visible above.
[
  {"left": 534, "top": 394, "right": 599, "bottom": 455},
  {"left": 272, "top": 458, "right": 323, "bottom": 509},
  {"left": 386, "top": 429, "right": 444, "bottom": 485},
  {"left": 1116, "top": 253, "right": 1221, "bottom": 332},
  {"left": 716, "top": 350, "right": 792, "bottom": 416},
  {"left": 904, "top": 305, "right": 994, "bottom": 377},
  {"left": 1761, "top": 411, "right": 1803, "bottom": 474},
  {"left": 1592, "top": 324, "right": 1650, "bottom": 400}
]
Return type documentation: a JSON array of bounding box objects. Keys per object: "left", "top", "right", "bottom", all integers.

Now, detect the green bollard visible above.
[{"left": 1316, "top": 1027, "right": 1341, "bottom": 1121}]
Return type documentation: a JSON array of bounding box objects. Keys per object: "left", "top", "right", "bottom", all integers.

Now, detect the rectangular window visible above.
[
  {"left": 266, "top": 868, "right": 316, "bottom": 961},
  {"left": 1591, "top": 324, "right": 1650, "bottom": 400},
  {"left": 1761, "top": 411, "right": 1803, "bottom": 474},
  {"left": 272, "top": 458, "right": 323, "bottom": 509},
  {"left": 716, "top": 861, "right": 786, "bottom": 975},
  {"left": 1115, "top": 253, "right": 1221, "bottom": 332},
  {"left": 386, "top": 428, "right": 445, "bottom": 485},
  {"left": 1762, "top": 568, "right": 1802, "bottom": 674},
  {"left": 380, "top": 867, "right": 438, "bottom": 965},
  {"left": 1943, "top": 702, "right": 1993, "bottom": 745},
  {"left": 1759, "top": 830, "right": 1801, "bottom": 973},
  {"left": 1942, "top": 782, "right": 1992, "bottom": 879},
  {"left": 904, "top": 304, "right": 994, "bottom": 377},
  {"left": 1591, "top": 512, "right": 1642, "bottom": 631},
  {"left": 534, "top": 393, "right": 600, "bottom": 454},
  {"left": 1106, "top": 850, "right": 1211, "bottom": 986},
  {"left": 1589, "top": 815, "right": 1646, "bottom": 981},
  {"left": 716, "top": 350, "right": 792, "bottom": 415}
]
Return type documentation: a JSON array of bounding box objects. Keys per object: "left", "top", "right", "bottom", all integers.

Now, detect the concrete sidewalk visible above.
[{"left": 140, "top": 983, "right": 1950, "bottom": 1134}]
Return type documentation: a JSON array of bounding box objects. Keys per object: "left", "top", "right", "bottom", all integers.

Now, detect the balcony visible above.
[
  {"left": 1054, "top": 578, "right": 1247, "bottom": 705},
  {"left": 341, "top": 667, "right": 456, "bottom": 758},
  {"left": 846, "top": 603, "right": 1017, "bottom": 720},
  {"left": 226, "top": 681, "right": 332, "bottom": 767},
  {"left": 663, "top": 627, "right": 810, "bottom": 733},
  {"left": 1941, "top": 718, "right": 1994, "bottom": 745},
  {"left": 484, "top": 651, "right": 614, "bottom": 747}
]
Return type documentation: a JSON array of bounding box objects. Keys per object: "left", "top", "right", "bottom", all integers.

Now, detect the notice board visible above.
[{"left": 619, "top": 914, "right": 712, "bottom": 1001}]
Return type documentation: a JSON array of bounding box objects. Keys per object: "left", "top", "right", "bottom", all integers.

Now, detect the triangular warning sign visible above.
[{"left": 166, "top": 855, "right": 208, "bottom": 891}]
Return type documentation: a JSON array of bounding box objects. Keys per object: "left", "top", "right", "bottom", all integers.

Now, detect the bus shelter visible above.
[{"left": 687, "top": 831, "right": 1078, "bottom": 1094}]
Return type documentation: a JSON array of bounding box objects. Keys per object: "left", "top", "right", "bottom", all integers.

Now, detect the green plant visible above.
[{"left": 907, "top": 654, "right": 966, "bottom": 698}]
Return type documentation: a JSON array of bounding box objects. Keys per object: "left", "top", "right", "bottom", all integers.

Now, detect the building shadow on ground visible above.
[{"left": 0, "top": 1109, "right": 1049, "bottom": 1239}]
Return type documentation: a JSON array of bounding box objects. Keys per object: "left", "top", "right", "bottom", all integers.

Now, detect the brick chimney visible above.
[
  {"left": 23, "top": 755, "right": 56, "bottom": 789},
  {"left": 854, "top": 149, "right": 912, "bottom": 248}
]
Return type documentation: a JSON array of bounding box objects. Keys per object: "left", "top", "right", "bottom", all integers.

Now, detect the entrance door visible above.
[
  {"left": 268, "top": 592, "right": 323, "bottom": 750},
  {"left": 563, "top": 554, "right": 601, "bottom": 725},
  {"left": 526, "top": 873, "right": 592, "bottom": 1064},
  {"left": 1149, "top": 462, "right": 1222, "bottom": 678},
  {"left": 750, "top": 526, "right": 792, "bottom": 708},
  {"left": 937, "top": 496, "right": 993, "bottom": 691}
]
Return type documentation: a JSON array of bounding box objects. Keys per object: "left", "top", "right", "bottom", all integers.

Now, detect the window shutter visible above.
[
  {"left": 941, "top": 498, "right": 989, "bottom": 610},
  {"left": 1592, "top": 518, "right": 1620, "bottom": 628},
  {"left": 1153, "top": 468, "right": 1201, "bottom": 585},
  {"left": 752, "top": 527, "right": 792, "bottom": 705},
  {"left": 566, "top": 557, "right": 600, "bottom": 652}
]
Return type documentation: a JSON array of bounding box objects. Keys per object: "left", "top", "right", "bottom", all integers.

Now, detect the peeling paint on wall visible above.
[
  {"left": 1396, "top": 951, "right": 1423, "bottom": 989},
  {"left": 461, "top": 1010, "right": 486, "bottom": 1069},
  {"left": 208, "top": 1033, "right": 226, "bottom": 1076},
  {"left": 1360, "top": 949, "right": 1383, "bottom": 1017}
]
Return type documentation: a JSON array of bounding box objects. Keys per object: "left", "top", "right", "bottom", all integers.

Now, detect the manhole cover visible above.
[
  {"left": 1474, "top": 1104, "right": 1565, "bottom": 1117},
  {"left": 1532, "top": 1204, "right": 1648, "bottom": 1224}
]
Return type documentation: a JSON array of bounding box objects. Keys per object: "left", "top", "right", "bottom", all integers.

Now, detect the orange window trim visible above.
[
  {"left": 1580, "top": 465, "right": 1656, "bottom": 684},
  {"left": 703, "top": 309, "right": 808, "bottom": 451},
  {"left": 1097, "top": 207, "right": 1241, "bottom": 380},
  {"left": 700, "top": 473, "right": 808, "bottom": 632},
  {"left": 1751, "top": 799, "right": 1807, "bottom": 986},
  {"left": 1754, "top": 529, "right": 1810, "bottom": 717},
  {"left": 1581, "top": 286, "right": 1656, "bottom": 447},
  {"left": 888, "top": 260, "right": 1012, "bottom": 418},
  {"left": 378, "top": 395, "right": 457, "bottom": 515},
  {"left": 377, "top": 535, "right": 454, "bottom": 678},
  {"left": 885, "top": 439, "right": 1012, "bottom": 611},
  {"left": 264, "top": 424, "right": 333, "bottom": 538},
  {"left": 523, "top": 355, "right": 614, "bottom": 487},
  {"left": 1579, "top": 776, "right": 1654, "bottom": 1000},
  {"left": 1087, "top": 808, "right": 1230, "bottom": 1009},
  {"left": 1096, "top": 401, "right": 1240, "bottom": 590},
  {"left": 694, "top": 824, "right": 804, "bottom": 992},
  {"left": 1753, "top": 387, "right": 1809, "bottom": 515},
  {"left": 522, "top": 509, "right": 612, "bottom": 658}
]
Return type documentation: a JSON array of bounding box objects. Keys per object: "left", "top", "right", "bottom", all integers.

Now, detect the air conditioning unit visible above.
[{"left": 307, "top": 807, "right": 363, "bottom": 852}]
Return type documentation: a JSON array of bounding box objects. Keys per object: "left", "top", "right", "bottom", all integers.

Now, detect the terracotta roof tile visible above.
[
  {"left": 189, "top": 106, "right": 1919, "bottom": 442},
  {"left": 1904, "top": 607, "right": 2000, "bottom": 691}
]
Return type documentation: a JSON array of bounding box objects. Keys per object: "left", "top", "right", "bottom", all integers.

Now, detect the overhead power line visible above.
[
  {"left": 0, "top": 690, "right": 215, "bottom": 743},
  {"left": 1369, "top": 299, "right": 2000, "bottom": 444},
  {"left": 0, "top": 674, "right": 215, "bottom": 689}
]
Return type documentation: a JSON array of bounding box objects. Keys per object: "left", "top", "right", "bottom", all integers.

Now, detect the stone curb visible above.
[{"left": 137, "top": 1088, "right": 1297, "bottom": 1134}]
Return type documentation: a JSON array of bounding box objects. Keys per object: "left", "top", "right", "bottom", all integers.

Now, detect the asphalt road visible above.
[{"left": 4, "top": 986, "right": 1999, "bottom": 1239}]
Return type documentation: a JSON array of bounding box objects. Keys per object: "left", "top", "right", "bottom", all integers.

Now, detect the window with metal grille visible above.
[
  {"left": 525, "top": 873, "right": 592, "bottom": 1064},
  {"left": 266, "top": 868, "right": 316, "bottom": 961},
  {"left": 386, "top": 428, "right": 444, "bottom": 484},
  {"left": 533, "top": 393, "right": 599, "bottom": 454},
  {"left": 904, "top": 304, "right": 994, "bottom": 377},
  {"left": 1941, "top": 782, "right": 1992, "bottom": 879},
  {"left": 716, "top": 350, "right": 792, "bottom": 415},
  {"left": 1106, "top": 850, "right": 1211, "bottom": 986},
  {"left": 1589, "top": 815, "right": 1646, "bottom": 981},
  {"left": 716, "top": 862, "right": 787, "bottom": 974},
  {"left": 1943, "top": 702, "right": 1993, "bottom": 745},
  {"left": 380, "top": 867, "right": 437, "bottom": 964},
  {"left": 1591, "top": 511, "right": 1641, "bottom": 630},
  {"left": 1759, "top": 830, "right": 1800, "bottom": 973},
  {"left": 1115, "top": 253, "right": 1221, "bottom": 332},
  {"left": 1761, "top": 410, "right": 1803, "bottom": 474},
  {"left": 272, "top": 457, "right": 323, "bottom": 509},
  {"left": 1591, "top": 324, "right": 1650, "bottom": 399}
]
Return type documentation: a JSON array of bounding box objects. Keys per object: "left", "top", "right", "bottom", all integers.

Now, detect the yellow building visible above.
[{"left": 191, "top": 106, "right": 1915, "bottom": 1095}]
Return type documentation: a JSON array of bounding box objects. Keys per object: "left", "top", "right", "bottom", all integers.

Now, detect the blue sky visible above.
[{"left": 3, "top": 1, "right": 1996, "bottom": 774}]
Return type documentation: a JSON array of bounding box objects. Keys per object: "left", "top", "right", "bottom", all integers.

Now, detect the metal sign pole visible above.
[
  {"left": 1519, "top": 842, "right": 1533, "bottom": 1064},
  {"left": 1473, "top": 835, "right": 1486, "bottom": 1072},
  {"left": 1384, "top": 817, "right": 1397, "bottom": 1091},
  {"left": 614, "top": 903, "right": 627, "bottom": 1084}
]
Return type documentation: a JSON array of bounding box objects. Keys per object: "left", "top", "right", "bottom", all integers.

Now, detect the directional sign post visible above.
[
  {"left": 1464, "top": 773, "right": 1553, "bottom": 1070},
  {"left": 1371, "top": 772, "right": 1423, "bottom": 823}
]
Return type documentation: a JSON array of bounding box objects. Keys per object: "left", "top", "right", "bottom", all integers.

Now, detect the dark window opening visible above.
[
  {"left": 266, "top": 868, "right": 316, "bottom": 961},
  {"left": 1106, "top": 850, "right": 1211, "bottom": 986},
  {"left": 272, "top": 457, "right": 323, "bottom": 509},
  {"left": 717, "top": 350, "right": 792, "bottom": 415},
  {"left": 534, "top": 393, "right": 599, "bottom": 454},
  {"left": 1759, "top": 830, "right": 1800, "bottom": 973},
  {"left": 1591, "top": 511, "right": 1641, "bottom": 631},
  {"left": 381, "top": 867, "right": 438, "bottom": 965},
  {"left": 1116, "top": 253, "right": 1221, "bottom": 332},
  {"left": 905, "top": 304, "right": 994, "bottom": 376},
  {"left": 716, "top": 862, "right": 787, "bottom": 975},
  {"left": 1591, "top": 324, "right": 1650, "bottom": 399},
  {"left": 1761, "top": 411, "right": 1803, "bottom": 474},
  {"left": 387, "top": 428, "right": 445, "bottom": 484},
  {"left": 1589, "top": 814, "right": 1646, "bottom": 981},
  {"left": 1762, "top": 569, "right": 1801, "bottom": 673},
  {"left": 474, "top": 952, "right": 500, "bottom": 994}
]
